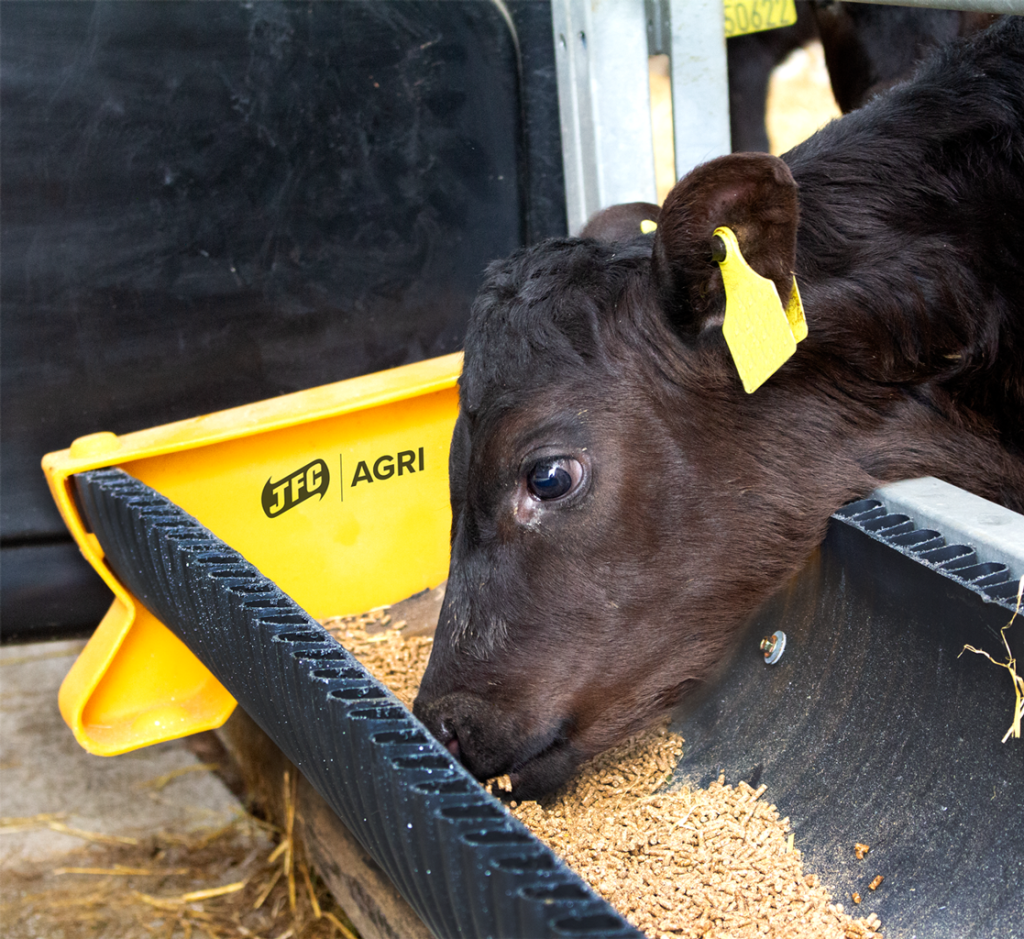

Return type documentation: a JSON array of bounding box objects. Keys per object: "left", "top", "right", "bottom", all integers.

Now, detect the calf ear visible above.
[
  {"left": 580, "top": 202, "right": 661, "bottom": 243},
  {"left": 652, "top": 153, "right": 799, "bottom": 340}
]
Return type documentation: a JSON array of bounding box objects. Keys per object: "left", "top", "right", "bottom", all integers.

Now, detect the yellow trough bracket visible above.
[{"left": 43, "top": 353, "right": 463, "bottom": 756}]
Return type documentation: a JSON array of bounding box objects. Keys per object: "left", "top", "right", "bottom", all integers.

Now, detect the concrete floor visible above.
[{"left": 0, "top": 638, "right": 245, "bottom": 867}]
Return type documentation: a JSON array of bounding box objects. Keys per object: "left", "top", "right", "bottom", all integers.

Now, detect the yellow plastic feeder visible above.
[{"left": 42, "top": 353, "right": 462, "bottom": 756}]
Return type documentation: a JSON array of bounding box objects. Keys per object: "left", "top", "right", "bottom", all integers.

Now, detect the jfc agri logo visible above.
[
  {"left": 261, "top": 447, "right": 426, "bottom": 518},
  {"left": 262, "top": 459, "right": 330, "bottom": 518}
]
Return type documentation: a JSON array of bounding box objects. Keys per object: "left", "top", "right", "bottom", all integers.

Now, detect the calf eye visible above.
[{"left": 526, "top": 458, "right": 582, "bottom": 501}]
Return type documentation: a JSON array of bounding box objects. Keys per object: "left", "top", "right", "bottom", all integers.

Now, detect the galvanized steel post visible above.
[
  {"left": 551, "top": 0, "right": 660, "bottom": 232},
  {"left": 659, "top": 0, "right": 732, "bottom": 180},
  {"left": 552, "top": 0, "right": 731, "bottom": 233}
]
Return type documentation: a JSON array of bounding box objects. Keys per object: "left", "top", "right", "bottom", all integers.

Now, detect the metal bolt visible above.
[{"left": 760, "top": 630, "right": 786, "bottom": 664}]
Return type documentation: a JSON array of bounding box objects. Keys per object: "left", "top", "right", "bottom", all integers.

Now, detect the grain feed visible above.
[
  {"left": 324, "top": 608, "right": 434, "bottom": 710},
  {"left": 324, "top": 611, "right": 883, "bottom": 939}
]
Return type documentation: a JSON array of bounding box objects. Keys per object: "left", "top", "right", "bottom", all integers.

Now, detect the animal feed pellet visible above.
[{"left": 324, "top": 611, "right": 883, "bottom": 939}]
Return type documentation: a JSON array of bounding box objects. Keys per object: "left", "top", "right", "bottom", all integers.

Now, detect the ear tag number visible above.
[
  {"left": 713, "top": 226, "right": 806, "bottom": 394},
  {"left": 723, "top": 0, "right": 799, "bottom": 39}
]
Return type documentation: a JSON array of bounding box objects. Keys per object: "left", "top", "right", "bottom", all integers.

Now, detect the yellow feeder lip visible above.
[{"left": 43, "top": 353, "right": 462, "bottom": 755}]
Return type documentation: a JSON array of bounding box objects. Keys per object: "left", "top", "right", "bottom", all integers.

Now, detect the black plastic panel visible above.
[
  {"left": 1, "top": 0, "right": 565, "bottom": 637},
  {"left": 0, "top": 542, "right": 113, "bottom": 643}
]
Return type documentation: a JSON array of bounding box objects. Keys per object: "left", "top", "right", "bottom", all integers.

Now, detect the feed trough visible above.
[{"left": 43, "top": 357, "right": 1023, "bottom": 938}]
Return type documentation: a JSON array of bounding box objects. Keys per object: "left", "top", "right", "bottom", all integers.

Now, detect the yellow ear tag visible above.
[
  {"left": 640, "top": 219, "right": 658, "bottom": 234},
  {"left": 713, "top": 226, "right": 806, "bottom": 393}
]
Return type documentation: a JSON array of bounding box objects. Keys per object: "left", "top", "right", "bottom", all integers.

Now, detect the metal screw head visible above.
[{"left": 761, "top": 630, "right": 787, "bottom": 664}]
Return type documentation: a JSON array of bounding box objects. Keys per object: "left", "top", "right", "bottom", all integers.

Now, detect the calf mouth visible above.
[
  {"left": 414, "top": 690, "right": 583, "bottom": 798},
  {"left": 503, "top": 721, "right": 581, "bottom": 800}
]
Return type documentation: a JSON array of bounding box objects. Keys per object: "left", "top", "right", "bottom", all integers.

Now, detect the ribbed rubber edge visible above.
[
  {"left": 73, "top": 468, "right": 640, "bottom": 939},
  {"left": 833, "top": 498, "right": 1022, "bottom": 613}
]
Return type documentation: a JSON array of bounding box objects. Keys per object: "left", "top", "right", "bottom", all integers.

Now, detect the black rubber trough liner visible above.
[{"left": 73, "top": 468, "right": 1023, "bottom": 939}]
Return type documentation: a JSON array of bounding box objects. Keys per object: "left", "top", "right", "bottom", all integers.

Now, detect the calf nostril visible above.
[{"left": 438, "top": 719, "right": 461, "bottom": 760}]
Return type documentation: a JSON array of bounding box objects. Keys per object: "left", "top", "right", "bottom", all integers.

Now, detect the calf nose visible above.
[
  {"left": 412, "top": 694, "right": 458, "bottom": 753},
  {"left": 413, "top": 691, "right": 504, "bottom": 781},
  {"left": 422, "top": 709, "right": 461, "bottom": 761}
]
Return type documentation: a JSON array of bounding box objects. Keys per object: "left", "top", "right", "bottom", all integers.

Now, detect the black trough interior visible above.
[
  {"left": 73, "top": 467, "right": 1022, "bottom": 939},
  {"left": 671, "top": 501, "right": 1022, "bottom": 939}
]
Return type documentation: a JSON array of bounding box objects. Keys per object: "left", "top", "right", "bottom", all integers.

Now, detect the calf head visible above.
[
  {"left": 412, "top": 151, "right": 1018, "bottom": 797},
  {"left": 412, "top": 154, "right": 821, "bottom": 797}
]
